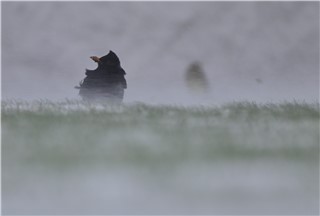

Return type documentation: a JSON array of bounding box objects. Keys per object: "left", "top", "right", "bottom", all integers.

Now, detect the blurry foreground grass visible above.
[
  {"left": 2, "top": 100, "right": 319, "bottom": 166},
  {"left": 2, "top": 100, "right": 319, "bottom": 214}
]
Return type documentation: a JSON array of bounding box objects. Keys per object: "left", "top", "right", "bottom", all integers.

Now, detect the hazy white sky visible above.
[{"left": 2, "top": 2, "right": 319, "bottom": 104}]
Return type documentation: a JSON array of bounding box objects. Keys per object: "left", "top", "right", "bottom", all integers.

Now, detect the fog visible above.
[
  {"left": 2, "top": 2, "right": 319, "bottom": 105},
  {"left": 2, "top": 3, "right": 319, "bottom": 214}
]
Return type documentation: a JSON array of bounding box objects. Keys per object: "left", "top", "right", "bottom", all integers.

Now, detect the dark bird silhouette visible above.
[
  {"left": 76, "top": 50, "right": 127, "bottom": 103},
  {"left": 185, "top": 62, "right": 209, "bottom": 94}
]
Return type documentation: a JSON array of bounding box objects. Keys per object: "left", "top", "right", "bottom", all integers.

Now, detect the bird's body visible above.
[
  {"left": 76, "top": 50, "right": 127, "bottom": 103},
  {"left": 185, "top": 62, "right": 209, "bottom": 94}
]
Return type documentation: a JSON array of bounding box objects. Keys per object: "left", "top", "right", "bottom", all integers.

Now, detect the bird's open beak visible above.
[{"left": 90, "top": 56, "right": 101, "bottom": 63}]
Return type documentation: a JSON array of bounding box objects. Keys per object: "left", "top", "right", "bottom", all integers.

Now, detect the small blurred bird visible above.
[
  {"left": 76, "top": 50, "right": 127, "bottom": 103},
  {"left": 185, "top": 62, "right": 210, "bottom": 94}
]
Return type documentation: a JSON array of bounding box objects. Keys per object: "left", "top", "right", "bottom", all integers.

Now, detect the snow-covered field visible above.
[{"left": 2, "top": 101, "right": 319, "bottom": 214}]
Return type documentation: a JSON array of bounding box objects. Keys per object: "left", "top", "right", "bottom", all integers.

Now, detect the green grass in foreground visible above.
[
  {"left": 1, "top": 100, "right": 319, "bottom": 168},
  {"left": 2, "top": 100, "right": 319, "bottom": 215}
]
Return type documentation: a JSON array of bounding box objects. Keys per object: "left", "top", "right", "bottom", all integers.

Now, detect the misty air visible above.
[{"left": 1, "top": 2, "right": 319, "bottom": 215}]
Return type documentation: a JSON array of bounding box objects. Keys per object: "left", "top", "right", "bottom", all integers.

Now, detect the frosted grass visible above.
[{"left": 2, "top": 100, "right": 319, "bottom": 215}]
